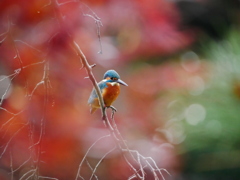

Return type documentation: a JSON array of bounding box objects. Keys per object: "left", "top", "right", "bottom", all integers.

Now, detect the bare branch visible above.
[
  {"left": 86, "top": 160, "right": 98, "bottom": 180},
  {"left": 38, "top": 176, "right": 59, "bottom": 180},
  {"left": 11, "top": 156, "right": 32, "bottom": 173},
  {"left": 19, "top": 169, "right": 36, "bottom": 180},
  {"left": 75, "top": 134, "right": 111, "bottom": 180},
  {"left": 80, "top": 3, "right": 103, "bottom": 54},
  {"left": 90, "top": 146, "right": 117, "bottom": 180},
  {"left": 0, "top": 125, "right": 26, "bottom": 158},
  {"left": 14, "top": 40, "right": 42, "bottom": 53}
]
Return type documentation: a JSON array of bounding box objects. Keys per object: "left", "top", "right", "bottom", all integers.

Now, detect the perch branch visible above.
[{"left": 72, "top": 41, "right": 142, "bottom": 180}]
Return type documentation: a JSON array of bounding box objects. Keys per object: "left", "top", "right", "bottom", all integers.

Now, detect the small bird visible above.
[{"left": 88, "top": 70, "right": 128, "bottom": 114}]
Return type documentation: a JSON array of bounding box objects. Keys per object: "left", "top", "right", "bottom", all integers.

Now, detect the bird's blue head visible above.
[{"left": 103, "top": 70, "right": 128, "bottom": 86}]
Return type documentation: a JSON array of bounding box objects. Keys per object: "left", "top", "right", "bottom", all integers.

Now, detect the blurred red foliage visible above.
[{"left": 0, "top": 0, "right": 201, "bottom": 179}]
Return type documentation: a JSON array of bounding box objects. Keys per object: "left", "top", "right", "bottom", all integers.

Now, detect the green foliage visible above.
[{"left": 175, "top": 29, "right": 240, "bottom": 178}]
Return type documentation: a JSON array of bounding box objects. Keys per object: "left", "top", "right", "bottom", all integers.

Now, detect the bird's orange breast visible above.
[{"left": 102, "top": 82, "right": 120, "bottom": 107}]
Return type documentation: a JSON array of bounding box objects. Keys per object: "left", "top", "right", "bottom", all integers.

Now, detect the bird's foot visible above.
[
  {"left": 106, "top": 106, "right": 117, "bottom": 119},
  {"left": 107, "top": 105, "right": 117, "bottom": 113}
]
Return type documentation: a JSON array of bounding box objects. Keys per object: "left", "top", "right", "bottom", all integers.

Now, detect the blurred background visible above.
[{"left": 0, "top": 0, "right": 240, "bottom": 179}]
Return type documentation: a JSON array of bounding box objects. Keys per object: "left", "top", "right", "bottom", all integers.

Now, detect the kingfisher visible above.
[{"left": 88, "top": 70, "right": 128, "bottom": 114}]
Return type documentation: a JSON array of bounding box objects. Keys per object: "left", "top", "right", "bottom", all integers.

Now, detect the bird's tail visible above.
[{"left": 90, "top": 106, "right": 98, "bottom": 114}]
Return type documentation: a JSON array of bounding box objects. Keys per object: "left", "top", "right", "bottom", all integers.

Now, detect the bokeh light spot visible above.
[
  {"left": 185, "top": 104, "right": 206, "bottom": 125},
  {"left": 167, "top": 123, "right": 186, "bottom": 144},
  {"left": 181, "top": 51, "right": 201, "bottom": 72},
  {"left": 91, "top": 37, "right": 119, "bottom": 68}
]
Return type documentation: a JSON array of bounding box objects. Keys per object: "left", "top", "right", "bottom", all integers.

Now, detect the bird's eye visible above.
[{"left": 111, "top": 77, "right": 117, "bottom": 81}]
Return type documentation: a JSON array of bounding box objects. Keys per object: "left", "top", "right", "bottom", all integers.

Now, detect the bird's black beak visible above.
[{"left": 117, "top": 79, "right": 128, "bottom": 86}]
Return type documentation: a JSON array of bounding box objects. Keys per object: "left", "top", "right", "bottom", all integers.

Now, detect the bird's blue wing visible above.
[{"left": 88, "top": 81, "right": 107, "bottom": 104}]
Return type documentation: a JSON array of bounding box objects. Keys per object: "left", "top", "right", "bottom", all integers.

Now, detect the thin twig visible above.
[
  {"left": 19, "top": 169, "right": 36, "bottom": 180},
  {"left": 38, "top": 176, "right": 59, "bottom": 180},
  {"left": 89, "top": 146, "right": 117, "bottom": 180},
  {"left": 80, "top": 3, "right": 103, "bottom": 54},
  {"left": 86, "top": 160, "right": 98, "bottom": 180},
  {"left": 75, "top": 134, "right": 110, "bottom": 180},
  {"left": 0, "top": 124, "right": 26, "bottom": 158},
  {"left": 11, "top": 156, "right": 32, "bottom": 173}
]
